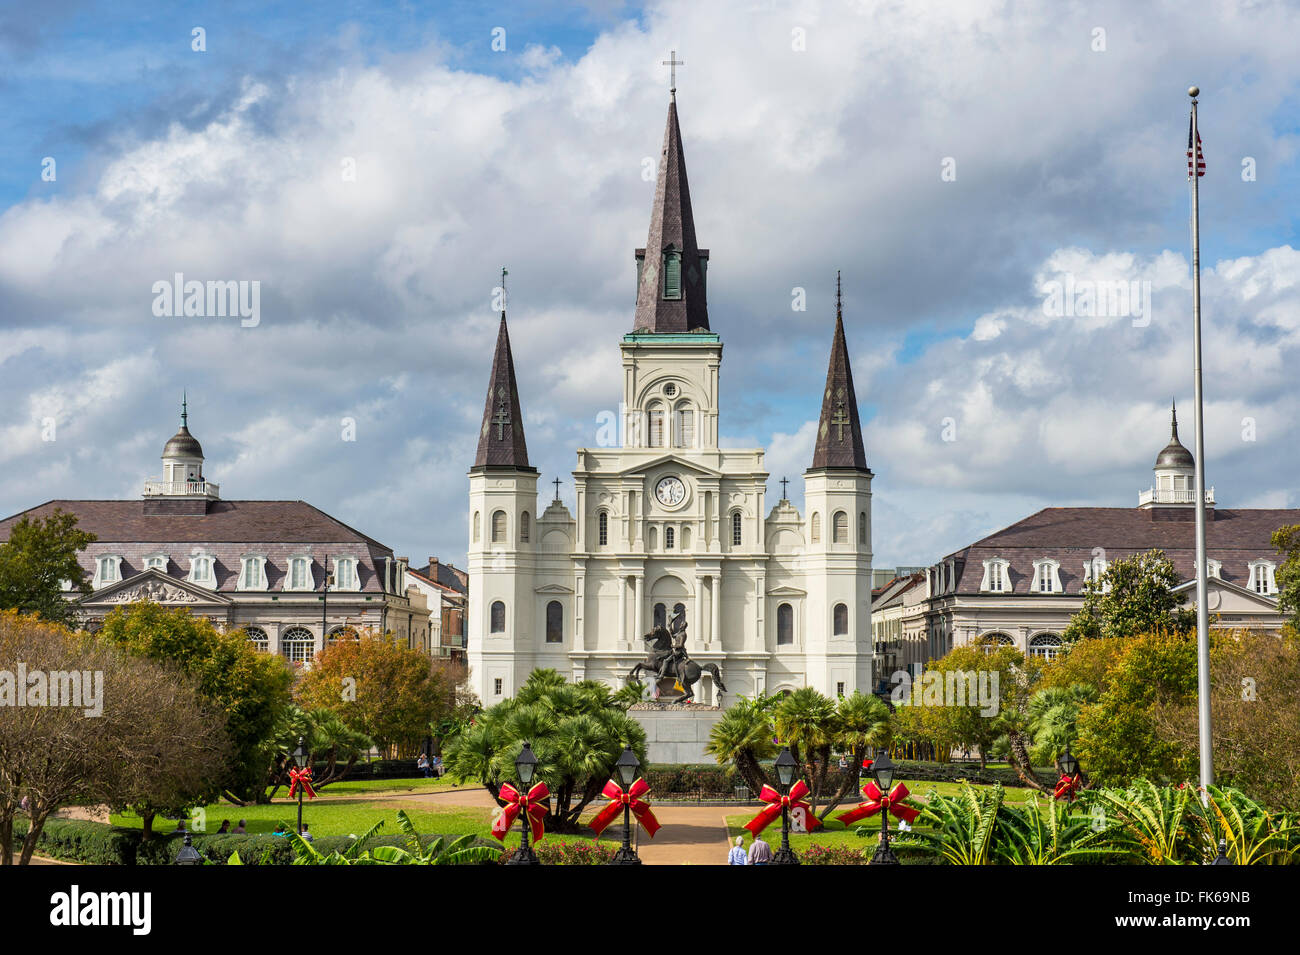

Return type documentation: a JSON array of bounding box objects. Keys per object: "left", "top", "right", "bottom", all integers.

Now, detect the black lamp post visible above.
[
  {"left": 292, "top": 736, "right": 308, "bottom": 836},
  {"left": 869, "top": 749, "right": 900, "bottom": 865},
  {"left": 772, "top": 746, "right": 800, "bottom": 865},
  {"left": 1060, "top": 745, "right": 1079, "bottom": 779},
  {"left": 174, "top": 832, "right": 201, "bottom": 865},
  {"left": 610, "top": 745, "right": 642, "bottom": 865},
  {"left": 1210, "top": 838, "right": 1233, "bottom": 865},
  {"left": 506, "top": 742, "right": 541, "bottom": 865}
]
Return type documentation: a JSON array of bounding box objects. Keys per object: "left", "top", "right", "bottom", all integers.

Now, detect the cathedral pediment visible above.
[
  {"left": 79, "top": 568, "right": 231, "bottom": 607},
  {"left": 767, "top": 585, "right": 808, "bottom": 597},
  {"left": 613, "top": 454, "right": 723, "bottom": 478},
  {"left": 535, "top": 583, "right": 575, "bottom": 595}
]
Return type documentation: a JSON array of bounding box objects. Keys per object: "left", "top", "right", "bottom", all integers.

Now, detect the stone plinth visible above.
[{"left": 629, "top": 701, "right": 724, "bottom": 765}]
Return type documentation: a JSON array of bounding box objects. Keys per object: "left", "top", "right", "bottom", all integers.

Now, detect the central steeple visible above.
[{"left": 633, "top": 96, "right": 710, "bottom": 333}]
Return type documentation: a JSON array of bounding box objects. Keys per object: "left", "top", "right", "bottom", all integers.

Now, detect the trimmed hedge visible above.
[
  {"left": 644, "top": 764, "right": 743, "bottom": 798},
  {"left": 12, "top": 818, "right": 476, "bottom": 865},
  {"left": 895, "top": 760, "right": 1055, "bottom": 789}
]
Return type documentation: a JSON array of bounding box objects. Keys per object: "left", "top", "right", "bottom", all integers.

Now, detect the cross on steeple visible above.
[
  {"left": 831, "top": 400, "right": 850, "bottom": 442},
  {"left": 553, "top": 476, "right": 562, "bottom": 502},
  {"left": 779, "top": 476, "right": 789, "bottom": 500},
  {"left": 662, "top": 50, "right": 684, "bottom": 96},
  {"left": 500, "top": 267, "right": 508, "bottom": 315},
  {"left": 493, "top": 391, "right": 511, "bottom": 440}
]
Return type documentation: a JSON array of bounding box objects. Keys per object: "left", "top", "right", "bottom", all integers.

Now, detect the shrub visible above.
[
  {"left": 801, "top": 844, "right": 868, "bottom": 865},
  {"left": 499, "top": 840, "right": 617, "bottom": 865}
]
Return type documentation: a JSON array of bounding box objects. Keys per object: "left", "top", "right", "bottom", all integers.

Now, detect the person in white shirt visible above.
[{"left": 727, "top": 835, "right": 748, "bottom": 865}]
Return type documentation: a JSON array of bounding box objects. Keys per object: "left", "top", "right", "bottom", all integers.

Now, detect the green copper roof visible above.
[{"left": 622, "top": 332, "right": 721, "bottom": 344}]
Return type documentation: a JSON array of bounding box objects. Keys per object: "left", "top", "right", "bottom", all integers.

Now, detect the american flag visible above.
[{"left": 1187, "top": 115, "right": 1205, "bottom": 178}]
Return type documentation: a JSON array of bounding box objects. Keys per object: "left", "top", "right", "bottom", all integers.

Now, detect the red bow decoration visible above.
[
  {"left": 744, "top": 780, "right": 822, "bottom": 837},
  {"left": 861, "top": 758, "right": 874, "bottom": 771},
  {"left": 491, "top": 781, "right": 550, "bottom": 842},
  {"left": 589, "top": 778, "right": 661, "bottom": 838},
  {"left": 1053, "top": 773, "right": 1081, "bottom": 802},
  {"left": 836, "top": 780, "right": 921, "bottom": 826},
  {"left": 287, "top": 766, "right": 316, "bottom": 800}
]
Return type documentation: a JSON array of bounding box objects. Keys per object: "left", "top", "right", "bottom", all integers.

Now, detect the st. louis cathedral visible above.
[{"left": 467, "top": 93, "right": 874, "bottom": 705}]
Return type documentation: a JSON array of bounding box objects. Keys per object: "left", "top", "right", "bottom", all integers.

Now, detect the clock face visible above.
[{"left": 655, "top": 476, "right": 686, "bottom": 507}]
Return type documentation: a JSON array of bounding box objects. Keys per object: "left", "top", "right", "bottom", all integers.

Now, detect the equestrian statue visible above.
[{"left": 626, "top": 606, "right": 725, "bottom": 703}]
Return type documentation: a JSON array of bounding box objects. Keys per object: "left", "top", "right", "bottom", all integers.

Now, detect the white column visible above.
[
  {"left": 618, "top": 575, "right": 627, "bottom": 648},
  {"left": 711, "top": 574, "right": 722, "bottom": 649},
  {"left": 633, "top": 574, "right": 644, "bottom": 645}
]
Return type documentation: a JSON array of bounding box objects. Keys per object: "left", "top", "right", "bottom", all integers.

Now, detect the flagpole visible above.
[{"left": 1188, "top": 85, "right": 1213, "bottom": 790}]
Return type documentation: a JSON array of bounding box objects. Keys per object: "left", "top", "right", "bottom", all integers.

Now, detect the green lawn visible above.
[
  {"left": 308, "top": 776, "right": 466, "bottom": 798},
  {"left": 111, "top": 801, "right": 494, "bottom": 839}
]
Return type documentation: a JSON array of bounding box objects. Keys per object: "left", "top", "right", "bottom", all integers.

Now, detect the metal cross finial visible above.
[
  {"left": 779, "top": 476, "right": 789, "bottom": 500},
  {"left": 836, "top": 271, "right": 842, "bottom": 318},
  {"left": 553, "top": 476, "right": 562, "bottom": 502},
  {"left": 501, "top": 267, "right": 508, "bottom": 315},
  {"left": 662, "top": 50, "right": 684, "bottom": 95}
]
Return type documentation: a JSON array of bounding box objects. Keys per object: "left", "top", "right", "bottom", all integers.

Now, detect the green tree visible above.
[
  {"left": 444, "top": 669, "right": 647, "bottom": 833},
  {"left": 0, "top": 511, "right": 96, "bottom": 626},
  {"left": 1271, "top": 524, "right": 1300, "bottom": 632},
  {"left": 97, "top": 603, "right": 292, "bottom": 802},
  {"left": 1063, "top": 549, "right": 1196, "bottom": 643},
  {"left": 774, "top": 687, "right": 840, "bottom": 813},
  {"left": 704, "top": 694, "right": 777, "bottom": 796}
]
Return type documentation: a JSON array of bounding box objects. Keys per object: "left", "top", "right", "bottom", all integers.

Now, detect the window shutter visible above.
[{"left": 663, "top": 251, "right": 682, "bottom": 299}]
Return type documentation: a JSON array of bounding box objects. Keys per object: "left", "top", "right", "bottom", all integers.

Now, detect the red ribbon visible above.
[
  {"left": 836, "top": 780, "right": 920, "bottom": 826},
  {"left": 744, "top": 780, "right": 822, "bottom": 837},
  {"left": 1053, "top": 773, "right": 1081, "bottom": 801},
  {"left": 287, "top": 766, "right": 316, "bottom": 800},
  {"left": 491, "top": 781, "right": 551, "bottom": 842},
  {"left": 589, "top": 778, "right": 661, "bottom": 838}
]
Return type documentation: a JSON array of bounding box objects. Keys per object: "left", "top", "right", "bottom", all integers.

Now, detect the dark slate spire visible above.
[
  {"left": 633, "top": 97, "right": 709, "bottom": 332},
  {"left": 472, "top": 297, "right": 533, "bottom": 471},
  {"left": 810, "top": 273, "right": 869, "bottom": 471}
]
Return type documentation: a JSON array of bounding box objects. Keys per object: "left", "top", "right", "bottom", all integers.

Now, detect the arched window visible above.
[
  {"left": 520, "top": 511, "right": 530, "bottom": 543},
  {"left": 491, "top": 511, "right": 507, "bottom": 544},
  {"left": 649, "top": 406, "right": 666, "bottom": 448},
  {"left": 833, "top": 603, "right": 849, "bottom": 636},
  {"left": 662, "top": 248, "right": 682, "bottom": 299},
  {"left": 281, "top": 627, "right": 315, "bottom": 664},
  {"left": 490, "top": 600, "right": 506, "bottom": 633},
  {"left": 328, "top": 626, "right": 359, "bottom": 642},
  {"left": 665, "top": 526, "right": 675, "bottom": 549},
  {"left": 832, "top": 511, "right": 848, "bottom": 544},
  {"left": 673, "top": 602, "right": 686, "bottom": 624},
  {"left": 286, "top": 556, "right": 313, "bottom": 591},
  {"left": 675, "top": 405, "right": 695, "bottom": 447},
  {"left": 545, "top": 600, "right": 563, "bottom": 643},
  {"left": 1028, "top": 633, "right": 1063, "bottom": 660},
  {"left": 777, "top": 603, "right": 793, "bottom": 645},
  {"left": 858, "top": 512, "right": 867, "bottom": 543},
  {"left": 653, "top": 603, "right": 666, "bottom": 629},
  {"left": 244, "top": 626, "right": 268, "bottom": 653},
  {"left": 732, "top": 512, "right": 742, "bottom": 546},
  {"left": 810, "top": 513, "right": 821, "bottom": 543},
  {"left": 472, "top": 511, "right": 480, "bottom": 543},
  {"left": 598, "top": 511, "right": 609, "bottom": 546},
  {"left": 979, "top": 632, "right": 1015, "bottom": 654}
]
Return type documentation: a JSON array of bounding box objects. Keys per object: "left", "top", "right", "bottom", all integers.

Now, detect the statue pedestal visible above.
[{"left": 629, "top": 701, "right": 724, "bottom": 765}]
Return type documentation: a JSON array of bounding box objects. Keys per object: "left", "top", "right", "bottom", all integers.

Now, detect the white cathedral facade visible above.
[{"left": 467, "top": 95, "right": 874, "bottom": 706}]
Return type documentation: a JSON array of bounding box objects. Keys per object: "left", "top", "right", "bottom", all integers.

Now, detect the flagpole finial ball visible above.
[{"left": 1188, "top": 86, "right": 1199, "bottom": 98}]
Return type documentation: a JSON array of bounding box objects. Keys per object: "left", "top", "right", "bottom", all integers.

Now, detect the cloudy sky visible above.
[{"left": 2, "top": 0, "right": 1299, "bottom": 570}]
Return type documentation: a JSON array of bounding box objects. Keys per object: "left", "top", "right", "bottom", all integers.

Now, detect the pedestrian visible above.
[
  {"left": 432, "top": 754, "right": 443, "bottom": 778},
  {"left": 417, "top": 753, "right": 431, "bottom": 778},
  {"left": 233, "top": 819, "right": 247, "bottom": 834},
  {"left": 727, "top": 835, "right": 748, "bottom": 865},
  {"left": 272, "top": 824, "right": 287, "bottom": 837},
  {"left": 747, "top": 833, "right": 773, "bottom": 865},
  {"left": 216, "top": 819, "right": 230, "bottom": 834},
  {"left": 300, "top": 824, "right": 313, "bottom": 843}
]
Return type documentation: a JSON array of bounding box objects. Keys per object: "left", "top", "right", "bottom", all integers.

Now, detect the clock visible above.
[{"left": 655, "top": 476, "right": 686, "bottom": 507}]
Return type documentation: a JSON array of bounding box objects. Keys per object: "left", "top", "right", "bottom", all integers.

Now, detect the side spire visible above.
[
  {"left": 810, "top": 274, "right": 868, "bottom": 471},
  {"left": 633, "top": 95, "right": 709, "bottom": 332},
  {"left": 473, "top": 279, "right": 533, "bottom": 470}
]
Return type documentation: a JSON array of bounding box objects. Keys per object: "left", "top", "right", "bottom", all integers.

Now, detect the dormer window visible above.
[
  {"left": 1082, "top": 556, "right": 1110, "bottom": 592},
  {"left": 1206, "top": 558, "right": 1221, "bottom": 579},
  {"left": 143, "top": 553, "right": 168, "bottom": 572},
  {"left": 285, "top": 555, "right": 315, "bottom": 592},
  {"left": 1247, "top": 560, "right": 1277, "bottom": 596},
  {"left": 238, "top": 555, "right": 268, "bottom": 591},
  {"left": 980, "top": 558, "right": 1010, "bottom": 593},
  {"left": 188, "top": 553, "right": 216, "bottom": 587},
  {"left": 1032, "top": 558, "right": 1062, "bottom": 594},
  {"left": 93, "top": 555, "right": 123, "bottom": 589},
  {"left": 333, "top": 557, "right": 359, "bottom": 592},
  {"left": 662, "top": 248, "right": 682, "bottom": 300}
]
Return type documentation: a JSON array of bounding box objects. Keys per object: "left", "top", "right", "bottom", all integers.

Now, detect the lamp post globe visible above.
[
  {"left": 772, "top": 746, "right": 800, "bottom": 865},
  {"left": 1060, "top": 746, "right": 1078, "bottom": 779},
  {"left": 610, "top": 744, "right": 643, "bottom": 865},
  {"left": 869, "top": 748, "right": 900, "bottom": 865},
  {"left": 506, "top": 742, "right": 541, "bottom": 865}
]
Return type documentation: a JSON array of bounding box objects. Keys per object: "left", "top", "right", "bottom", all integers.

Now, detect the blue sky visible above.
[{"left": 3, "top": 0, "right": 1300, "bottom": 571}]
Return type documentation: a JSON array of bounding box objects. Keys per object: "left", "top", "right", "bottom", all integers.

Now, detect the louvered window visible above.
[{"left": 662, "top": 250, "right": 682, "bottom": 299}]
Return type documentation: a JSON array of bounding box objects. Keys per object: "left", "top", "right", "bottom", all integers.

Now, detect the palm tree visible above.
[
  {"left": 774, "top": 688, "right": 840, "bottom": 812},
  {"left": 1026, "top": 684, "right": 1097, "bottom": 772},
  {"left": 823, "top": 691, "right": 891, "bottom": 815},
  {"left": 705, "top": 698, "right": 777, "bottom": 796}
]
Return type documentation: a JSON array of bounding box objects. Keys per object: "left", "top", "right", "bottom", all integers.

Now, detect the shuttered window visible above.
[{"left": 662, "top": 251, "right": 682, "bottom": 299}]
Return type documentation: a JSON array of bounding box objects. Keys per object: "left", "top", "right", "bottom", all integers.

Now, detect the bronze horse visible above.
[{"left": 626, "top": 627, "right": 725, "bottom": 703}]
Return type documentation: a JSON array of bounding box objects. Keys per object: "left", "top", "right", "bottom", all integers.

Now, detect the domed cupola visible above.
[
  {"left": 144, "top": 396, "right": 220, "bottom": 504},
  {"left": 1139, "top": 401, "right": 1212, "bottom": 512}
]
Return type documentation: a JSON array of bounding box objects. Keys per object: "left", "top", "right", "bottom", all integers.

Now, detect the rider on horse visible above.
[{"left": 655, "top": 607, "right": 689, "bottom": 688}]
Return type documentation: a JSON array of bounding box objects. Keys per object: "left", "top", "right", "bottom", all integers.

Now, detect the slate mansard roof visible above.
[
  {"left": 939, "top": 506, "right": 1300, "bottom": 596},
  {"left": 0, "top": 499, "right": 396, "bottom": 594}
]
